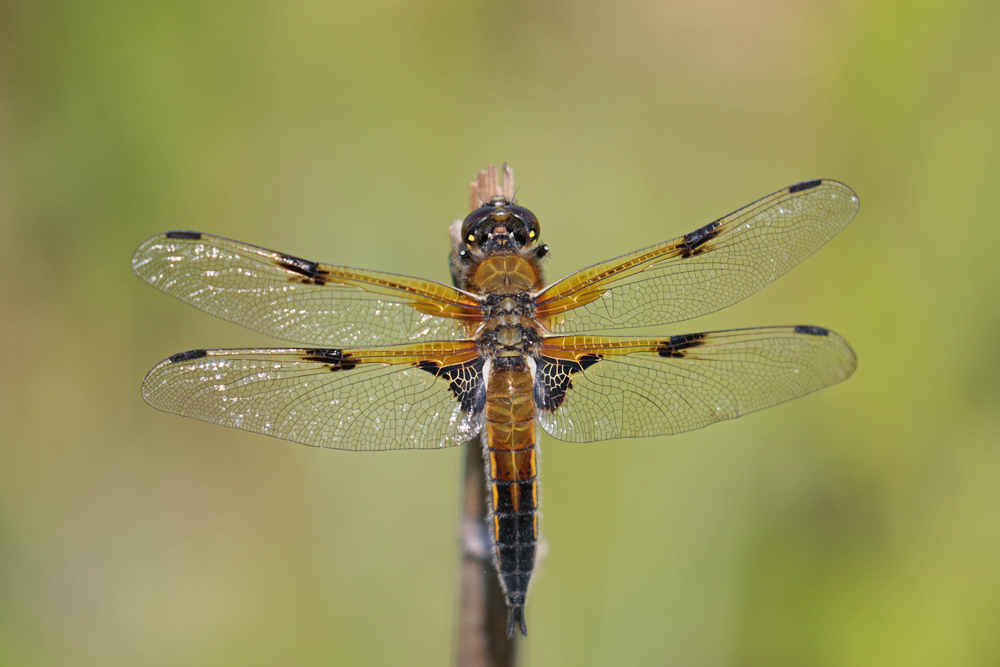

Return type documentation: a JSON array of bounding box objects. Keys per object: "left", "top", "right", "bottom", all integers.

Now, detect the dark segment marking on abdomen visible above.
[
  {"left": 493, "top": 480, "right": 536, "bottom": 513},
  {"left": 165, "top": 231, "right": 202, "bottom": 240},
  {"left": 494, "top": 512, "right": 536, "bottom": 544},
  {"left": 168, "top": 349, "right": 208, "bottom": 363},
  {"left": 497, "top": 543, "right": 536, "bottom": 576},
  {"left": 793, "top": 325, "right": 830, "bottom": 336},
  {"left": 788, "top": 179, "right": 823, "bottom": 193}
]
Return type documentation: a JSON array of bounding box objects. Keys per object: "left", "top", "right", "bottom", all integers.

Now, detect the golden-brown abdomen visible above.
[{"left": 484, "top": 363, "right": 538, "bottom": 631}]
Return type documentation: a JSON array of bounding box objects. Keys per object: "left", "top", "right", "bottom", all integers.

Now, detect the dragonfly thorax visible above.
[
  {"left": 473, "top": 257, "right": 545, "bottom": 364},
  {"left": 482, "top": 292, "right": 535, "bottom": 319}
]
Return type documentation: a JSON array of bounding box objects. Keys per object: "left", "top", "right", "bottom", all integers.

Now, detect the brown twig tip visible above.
[
  {"left": 451, "top": 164, "right": 517, "bottom": 263},
  {"left": 470, "top": 163, "right": 515, "bottom": 211}
]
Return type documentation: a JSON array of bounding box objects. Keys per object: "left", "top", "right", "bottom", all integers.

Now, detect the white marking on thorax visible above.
[
  {"left": 525, "top": 356, "right": 537, "bottom": 382},
  {"left": 482, "top": 358, "right": 493, "bottom": 389}
]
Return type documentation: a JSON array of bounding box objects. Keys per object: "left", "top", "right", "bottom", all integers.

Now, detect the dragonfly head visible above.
[{"left": 461, "top": 196, "right": 540, "bottom": 254}]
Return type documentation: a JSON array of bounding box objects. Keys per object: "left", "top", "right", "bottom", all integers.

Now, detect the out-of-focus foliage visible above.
[{"left": 2, "top": 1, "right": 999, "bottom": 665}]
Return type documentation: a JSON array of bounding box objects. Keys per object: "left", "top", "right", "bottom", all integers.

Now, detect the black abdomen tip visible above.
[{"left": 507, "top": 605, "right": 527, "bottom": 638}]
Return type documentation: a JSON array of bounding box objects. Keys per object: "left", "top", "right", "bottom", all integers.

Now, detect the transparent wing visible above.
[
  {"left": 141, "top": 341, "right": 485, "bottom": 450},
  {"left": 534, "top": 326, "right": 856, "bottom": 442},
  {"left": 132, "top": 232, "right": 483, "bottom": 346},
  {"left": 535, "top": 180, "right": 859, "bottom": 333}
]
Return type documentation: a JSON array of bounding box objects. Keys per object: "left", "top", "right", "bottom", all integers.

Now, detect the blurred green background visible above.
[{"left": 2, "top": 0, "right": 999, "bottom": 665}]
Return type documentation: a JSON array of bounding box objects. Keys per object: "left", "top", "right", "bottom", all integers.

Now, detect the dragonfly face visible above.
[
  {"left": 133, "top": 177, "right": 859, "bottom": 637},
  {"left": 461, "top": 196, "right": 541, "bottom": 253}
]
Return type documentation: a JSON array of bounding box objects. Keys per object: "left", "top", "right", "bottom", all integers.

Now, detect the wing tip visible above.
[
  {"left": 132, "top": 231, "right": 205, "bottom": 278},
  {"left": 787, "top": 178, "right": 860, "bottom": 209},
  {"left": 790, "top": 324, "right": 858, "bottom": 381}
]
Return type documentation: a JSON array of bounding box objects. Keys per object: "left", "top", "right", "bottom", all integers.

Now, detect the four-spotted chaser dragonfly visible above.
[{"left": 133, "top": 177, "right": 859, "bottom": 637}]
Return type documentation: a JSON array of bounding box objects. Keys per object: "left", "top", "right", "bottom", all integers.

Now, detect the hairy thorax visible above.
[{"left": 469, "top": 253, "right": 546, "bottom": 366}]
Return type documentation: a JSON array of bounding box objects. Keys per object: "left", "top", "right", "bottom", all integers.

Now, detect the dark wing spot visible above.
[
  {"left": 656, "top": 332, "right": 708, "bottom": 358},
  {"left": 793, "top": 325, "right": 830, "bottom": 336},
  {"left": 168, "top": 349, "right": 208, "bottom": 363},
  {"left": 416, "top": 358, "right": 486, "bottom": 414},
  {"left": 276, "top": 253, "right": 329, "bottom": 286},
  {"left": 299, "top": 348, "right": 357, "bottom": 371},
  {"left": 165, "top": 231, "right": 202, "bottom": 240},
  {"left": 788, "top": 179, "right": 823, "bottom": 193},
  {"left": 678, "top": 220, "right": 723, "bottom": 258},
  {"left": 534, "top": 353, "right": 602, "bottom": 411}
]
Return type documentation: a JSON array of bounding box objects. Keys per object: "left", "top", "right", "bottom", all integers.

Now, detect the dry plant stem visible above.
[
  {"left": 455, "top": 164, "right": 520, "bottom": 667},
  {"left": 456, "top": 436, "right": 519, "bottom": 667}
]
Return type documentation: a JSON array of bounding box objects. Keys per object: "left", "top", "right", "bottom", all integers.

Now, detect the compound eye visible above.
[
  {"left": 461, "top": 206, "right": 494, "bottom": 243},
  {"left": 507, "top": 205, "right": 540, "bottom": 240}
]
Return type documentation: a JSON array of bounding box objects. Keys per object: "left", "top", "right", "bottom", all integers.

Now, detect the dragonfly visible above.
[{"left": 133, "top": 174, "right": 859, "bottom": 637}]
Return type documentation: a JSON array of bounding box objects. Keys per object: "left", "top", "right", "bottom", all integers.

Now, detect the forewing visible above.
[
  {"left": 534, "top": 326, "right": 856, "bottom": 442},
  {"left": 536, "top": 180, "right": 858, "bottom": 333},
  {"left": 132, "top": 232, "right": 482, "bottom": 346},
  {"left": 141, "top": 341, "right": 485, "bottom": 450}
]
